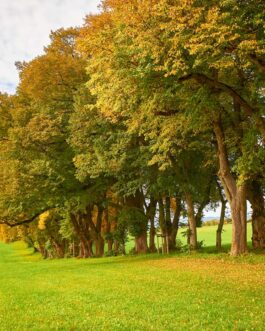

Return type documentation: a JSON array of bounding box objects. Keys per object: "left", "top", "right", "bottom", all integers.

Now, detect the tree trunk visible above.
[
  {"left": 70, "top": 213, "right": 93, "bottom": 258},
  {"left": 195, "top": 178, "right": 212, "bottom": 227},
  {"left": 216, "top": 198, "right": 226, "bottom": 251},
  {"left": 169, "top": 196, "right": 181, "bottom": 249},
  {"left": 50, "top": 237, "right": 65, "bottom": 258},
  {"left": 88, "top": 205, "right": 105, "bottom": 257},
  {"left": 107, "top": 239, "right": 113, "bottom": 253},
  {"left": 126, "top": 190, "right": 148, "bottom": 254},
  {"left": 95, "top": 236, "right": 105, "bottom": 257},
  {"left": 186, "top": 193, "right": 197, "bottom": 250},
  {"left": 247, "top": 181, "right": 265, "bottom": 250},
  {"left": 148, "top": 198, "right": 157, "bottom": 252},
  {"left": 213, "top": 119, "right": 247, "bottom": 256},
  {"left": 158, "top": 198, "right": 166, "bottom": 233},
  {"left": 230, "top": 185, "right": 247, "bottom": 255},
  {"left": 135, "top": 232, "right": 148, "bottom": 254},
  {"left": 114, "top": 240, "right": 119, "bottom": 254},
  {"left": 38, "top": 241, "right": 48, "bottom": 259}
]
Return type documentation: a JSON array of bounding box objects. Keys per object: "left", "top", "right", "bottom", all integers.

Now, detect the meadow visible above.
[{"left": 0, "top": 223, "right": 264, "bottom": 331}]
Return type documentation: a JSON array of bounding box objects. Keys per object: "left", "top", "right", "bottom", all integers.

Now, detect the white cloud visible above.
[{"left": 0, "top": 0, "right": 101, "bottom": 94}]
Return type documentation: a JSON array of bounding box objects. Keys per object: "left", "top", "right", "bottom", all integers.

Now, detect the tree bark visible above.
[
  {"left": 148, "top": 198, "right": 157, "bottom": 253},
  {"left": 126, "top": 190, "right": 148, "bottom": 254},
  {"left": 247, "top": 181, "right": 265, "bottom": 250},
  {"left": 213, "top": 119, "right": 247, "bottom": 256},
  {"left": 185, "top": 193, "right": 197, "bottom": 250},
  {"left": 195, "top": 178, "right": 212, "bottom": 227},
  {"left": 169, "top": 196, "right": 181, "bottom": 249},
  {"left": 216, "top": 198, "right": 226, "bottom": 251},
  {"left": 70, "top": 213, "right": 93, "bottom": 258},
  {"left": 135, "top": 232, "right": 148, "bottom": 254}
]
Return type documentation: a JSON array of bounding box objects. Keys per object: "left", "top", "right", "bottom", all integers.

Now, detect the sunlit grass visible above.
[{"left": 0, "top": 233, "right": 265, "bottom": 331}]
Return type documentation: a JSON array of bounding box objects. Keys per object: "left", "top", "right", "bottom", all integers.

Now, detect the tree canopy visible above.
[{"left": 0, "top": 0, "right": 264, "bottom": 257}]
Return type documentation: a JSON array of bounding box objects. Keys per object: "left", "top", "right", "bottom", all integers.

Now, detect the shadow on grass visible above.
[{"left": 5, "top": 239, "right": 265, "bottom": 269}]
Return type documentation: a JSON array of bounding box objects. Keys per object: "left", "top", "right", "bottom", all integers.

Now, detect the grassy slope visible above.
[{"left": 0, "top": 225, "right": 265, "bottom": 331}]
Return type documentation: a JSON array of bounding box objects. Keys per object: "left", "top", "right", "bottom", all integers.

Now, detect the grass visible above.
[{"left": 0, "top": 224, "right": 265, "bottom": 331}]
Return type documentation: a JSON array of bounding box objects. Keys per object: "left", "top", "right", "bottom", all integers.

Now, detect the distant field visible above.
[
  {"left": 179, "top": 222, "right": 253, "bottom": 247},
  {"left": 0, "top": 232, "right": 264, "bottom": 331},
  {"left": 126, "top": 223, "right": 253, "bottom": 252}
]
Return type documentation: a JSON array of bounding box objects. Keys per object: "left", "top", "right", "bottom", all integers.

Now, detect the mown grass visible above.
[{"left": 0, "top": 225, "right": 265, "bottom": 331}]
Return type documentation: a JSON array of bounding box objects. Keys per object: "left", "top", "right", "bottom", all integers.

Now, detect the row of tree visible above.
[{"left": 0, "top": 0, "right": 264, "bottom": 257}]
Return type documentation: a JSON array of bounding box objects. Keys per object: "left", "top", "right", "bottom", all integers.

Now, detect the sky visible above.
[{"left": 0, "top": 0, "right": 101, "bottom": 94}]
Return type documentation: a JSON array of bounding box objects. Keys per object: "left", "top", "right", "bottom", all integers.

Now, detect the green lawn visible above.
[{"left": 0, "top": 228, "right": 265, "bottom": 331}]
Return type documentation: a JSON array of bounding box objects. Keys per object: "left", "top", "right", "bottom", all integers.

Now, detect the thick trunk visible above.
[
  {"left": 70, "top": 213, "right": 93, "bottom": 258},
  {"left": 126, "top": 190, "right": 147, "bottom": 254},
  {"left": 230, "top": 185, "right": 247, "bottom": 255},
  {"left": 50, "top": 237, "right": 65, "bottom": 258},
  {"left": 213, "top": 119, "right": 247, "bottom": 255},
  {"left": 247, "top": 181, "right": 265, "bottom": 250},
  {"left": 216, "top": 199, "right": 226, "bottom": 251},
  {"left": 186, "top": 194, "right": 197, "bottom": 250},
  {"left": 169, "top": 196, "right": 181, "bottom": 249},
  {"left": 135, "top": 231, "right": 148, "bottom": 254},
  {"left": 95, "top": 236, "right": 105, "bottom": 257},
  {"left": 89, "top": 205, "right": 105, "bottom": 257}
]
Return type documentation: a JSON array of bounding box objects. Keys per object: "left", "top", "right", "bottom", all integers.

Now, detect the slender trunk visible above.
[
  {"left": 247, "top": 181, "right": 265, "bottom": 250},
  {"left": 149, "top": 221, "right": 156, "bottom": 252},
  {"left": 186, "top": 193, "right": 197, "bottom": 250},
  {"left": 148, "top": 198, "right": 157, "bottom": 252},
  {"left": 158, "top": 198, "right": 165, "bottom": 234},
  {"left": 216, "top": 199, "right": 226, "bottom": 251},
  {"left": 195, "top": 182, "right": 212, "bottom": 227},
  {"left": 213, "top": 119, "right": 247, "bottom": 255}
]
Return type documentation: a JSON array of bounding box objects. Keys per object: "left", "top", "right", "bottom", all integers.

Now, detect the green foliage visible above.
[{"left": 118, "top": 207, "right": 147, "bottom": 238}]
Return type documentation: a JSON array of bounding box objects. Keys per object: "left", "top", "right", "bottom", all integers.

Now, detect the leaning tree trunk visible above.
[
  {"left": 213, "top": 119, "right": 247, "bottom": 256},
  {"left": 216, "top": 198, "right": 226, "bottom": 251},
  {"left": 185, "top": 193, "right": 197, "bottom": 250},
  {"left": 247, "top": 181, "right": 265, "bottom": 250}
]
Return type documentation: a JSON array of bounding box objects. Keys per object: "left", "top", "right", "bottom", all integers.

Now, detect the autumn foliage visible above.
[{"left": 0, "top": 0, "right": 264, "bottom": 257}]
